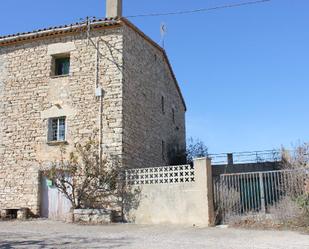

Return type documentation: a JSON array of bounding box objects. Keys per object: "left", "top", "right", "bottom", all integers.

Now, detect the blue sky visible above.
[{"left": 1, "top": 0, "right": 308, "bottom": 153}]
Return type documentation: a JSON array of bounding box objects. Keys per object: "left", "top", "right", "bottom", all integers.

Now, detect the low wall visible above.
[
  {"left": 125, "top": 158, "right": 214, "bottom": 226},
  {"left": 73, "top": 209, "right": 112, "bottom": 224}
]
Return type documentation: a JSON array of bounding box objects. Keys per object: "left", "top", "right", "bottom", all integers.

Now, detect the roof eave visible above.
[
  {"left": 0, "top": 19, "right": 121, "bottom": 46},
  {"left": 120, "top": 18, "right": 187, "bottom": 111}
]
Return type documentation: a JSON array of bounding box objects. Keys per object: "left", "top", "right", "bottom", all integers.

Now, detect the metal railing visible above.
[
  {"left": 209, "top": 150, "right": 281, "bottom": 165},
  {"left": 214, "top": 168, "right": 309, "bottom": 224}
]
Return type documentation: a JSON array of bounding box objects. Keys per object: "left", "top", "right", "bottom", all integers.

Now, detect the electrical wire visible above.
[{"left": 125, "top": 0, "right": 271, "bottom": 18}]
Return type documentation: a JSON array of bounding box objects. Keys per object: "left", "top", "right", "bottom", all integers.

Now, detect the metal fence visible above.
[
  {"left": 209, "top": 150, "right": 281, "bottom": 165},
  {"left": 214, "top": 168, "right": 309, "bottom": 224}
]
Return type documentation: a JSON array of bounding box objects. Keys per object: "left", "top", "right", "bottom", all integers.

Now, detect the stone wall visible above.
[
  {"left": 122, "top": 25, "right": 186, "bottom": 168},
  {"left": 0, "top": 52, "right": 6, "bottom": 166},
  {"left": 73, "top": 209, "right": 112, "bottom": 224},
  {"left": 0, "top": 21, "right": 187, "bottom": 215},
  {"left": 0, "top": 28, "right": 124, "bottom": 215}
]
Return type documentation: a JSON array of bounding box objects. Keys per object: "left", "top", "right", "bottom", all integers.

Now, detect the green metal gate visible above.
[{"left": 214, "top": 169, "right": 308, "bottom": 224}]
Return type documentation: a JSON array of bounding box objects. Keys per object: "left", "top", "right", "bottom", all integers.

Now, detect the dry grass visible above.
[{"left": 229, "top": 196, "right": 309, "bottom": 234}]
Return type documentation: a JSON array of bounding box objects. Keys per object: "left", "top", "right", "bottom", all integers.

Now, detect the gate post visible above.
[
  {"left": 259, "top": 172, "right": 266, "bottom": 213},
  {"left": 194, "top": 157, "right": 215, "bottom": 226}
]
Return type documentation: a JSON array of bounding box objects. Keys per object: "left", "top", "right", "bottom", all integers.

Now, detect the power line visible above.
[{"left": 125, "top": 0, "right": 271, "bottom": 18}]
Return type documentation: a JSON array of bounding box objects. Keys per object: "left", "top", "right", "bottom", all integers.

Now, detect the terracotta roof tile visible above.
[{"left": 0, "top": 17, "right": 120, "bottom": 43}]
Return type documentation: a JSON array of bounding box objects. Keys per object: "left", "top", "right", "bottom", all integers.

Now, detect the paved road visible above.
[{"left": 0, "top": 220, "right": 308, "bottom": 249}]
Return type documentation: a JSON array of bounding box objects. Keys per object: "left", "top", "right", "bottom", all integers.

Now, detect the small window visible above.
[
  {"left": 172, "top": 108, "right": 175, "bottom": 124},
  {"left": 162, "top": 140, "right": 166, "bottom": 160},
  {"left": 53, "top": 55, "right": 70, "bottom": 76},
  {"left": 48, "top": 117, "right": 66, "bottom": 142},
  {"left": 161, "top": 96, "right": 165, "bottom": 114}
]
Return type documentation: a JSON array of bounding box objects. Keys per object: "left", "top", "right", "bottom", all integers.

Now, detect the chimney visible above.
[{"left": 106, "top": 0, "right": 122, "bottom": 18}]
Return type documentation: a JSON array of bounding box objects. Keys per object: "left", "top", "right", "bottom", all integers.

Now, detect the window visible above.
[
  {"left": 162, "top": 140, "right": 166, "bottom": 160},
  {"left": 161, "top": 96, "right": 165, "bottom": 114},
  {"left": 172, "top": 108, "right": 175, "bottom": 124},
  {"left": 48, "top": 117, "right": 66, "bottom": 142},
  {"left": 52, "top": 55, "right": 70, "bottom": 76}
]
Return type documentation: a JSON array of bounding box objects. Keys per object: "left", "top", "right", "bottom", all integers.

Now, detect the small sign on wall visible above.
[{"left": 46, "top": 179, "right": 54, "bottom": 187}]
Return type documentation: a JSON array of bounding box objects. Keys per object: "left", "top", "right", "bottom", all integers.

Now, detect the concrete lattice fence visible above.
[
  {"left": 124, "top": 158, "right": 215, "bottom": 226},
  {"left": 126, "top": 164, "right": 195, "bottom": 185}
]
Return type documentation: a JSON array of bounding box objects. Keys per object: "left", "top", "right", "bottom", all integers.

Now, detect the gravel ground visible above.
[{"left": 0, "top": 220, "right": 308, "bottom": 249}]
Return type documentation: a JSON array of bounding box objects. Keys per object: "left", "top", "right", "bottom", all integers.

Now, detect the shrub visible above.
[{"left": 44, "top": 139, "right": 121, "bottom": 209}]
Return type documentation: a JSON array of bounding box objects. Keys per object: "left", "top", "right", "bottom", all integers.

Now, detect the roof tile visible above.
[{"left": 0, "top": 17, "right": 119, "bottom": 41}]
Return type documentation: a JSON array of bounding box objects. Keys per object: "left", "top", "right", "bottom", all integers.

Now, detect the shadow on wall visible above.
[
  {"left": 115, "top": 178, "right": 142, "bottom": 223},
  {"left": 167, "top": 138, "right": 187, "bottom": 166},
  {"left": 40, "top": 175, "right": 50, "bottom": 218},
  {"left": 40, "top": 175, "right": 72, "bottom": 220}
]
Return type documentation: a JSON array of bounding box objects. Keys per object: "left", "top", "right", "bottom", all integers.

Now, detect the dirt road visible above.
[{"left": 0, "top": 220, "right": 308, "bottom": 249}]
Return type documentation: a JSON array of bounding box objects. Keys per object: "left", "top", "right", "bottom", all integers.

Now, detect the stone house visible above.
[{"left": 0, "top": 0, "right": 186, "bottom": 216}]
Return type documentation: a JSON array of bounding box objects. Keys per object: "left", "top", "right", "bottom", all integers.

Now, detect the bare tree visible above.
[
  {"left": 280, "top": 142, "right": 309, "bottom": 223},
  {"left": 186, "top": 137, "right": 208, "bottom": 164},
  {"left": 45, "top": 139, "right": 120, "bottom": 209},
  {"left": 282, "top": 142, "right": 309, "bottom": 170}
]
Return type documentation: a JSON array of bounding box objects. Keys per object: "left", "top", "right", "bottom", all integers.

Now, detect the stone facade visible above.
[
  {"left": 122, "top": 25, "right": 186, "bottom": 168},
  {"left": 0, "top": 53, "right": 6, "bottom": 167},
  {"left": 73, "top": 209, "right": 112, "bottom": 224},
  {"left": 0, "top": 19, "right": 186, "bottom": 216}
]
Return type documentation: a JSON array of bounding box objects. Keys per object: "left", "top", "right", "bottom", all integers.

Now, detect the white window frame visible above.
[{"left": 48, "top": 117, "right": 66, "bottom": 142}]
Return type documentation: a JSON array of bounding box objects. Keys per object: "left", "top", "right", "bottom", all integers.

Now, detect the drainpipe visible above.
[{"left": 95, "top": 38, "right": 103, "bottom": 166}]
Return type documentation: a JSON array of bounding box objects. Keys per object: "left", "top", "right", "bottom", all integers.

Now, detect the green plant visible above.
[{"left": 296, "top": 194, "right": 309, "bottom": 214}]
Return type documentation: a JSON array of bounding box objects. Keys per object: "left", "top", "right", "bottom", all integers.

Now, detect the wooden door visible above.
[{"left": 41, "top": 176, "right": 72, "bottom": 220}]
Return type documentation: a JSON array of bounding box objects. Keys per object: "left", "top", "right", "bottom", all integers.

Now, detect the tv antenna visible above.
[{"left": 160, "top": 22, "right": 167, "bottom": 48}]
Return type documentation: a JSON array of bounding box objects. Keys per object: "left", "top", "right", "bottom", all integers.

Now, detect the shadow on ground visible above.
[{"left": 0, "top": 235, "right": 131, "bottom": 249}]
